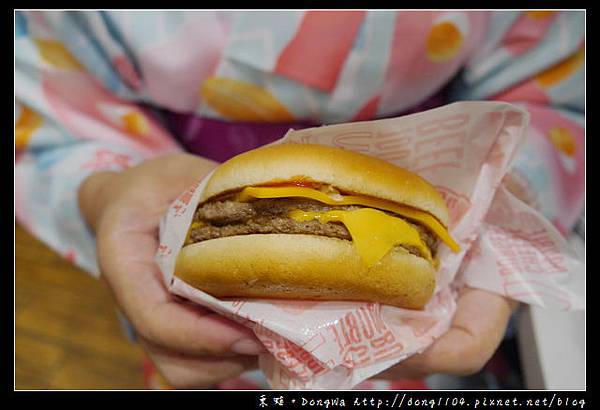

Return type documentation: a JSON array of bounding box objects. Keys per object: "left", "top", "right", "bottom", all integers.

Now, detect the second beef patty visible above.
[{"left": 186, "top": 197, "right": 438, "bottom": 256}]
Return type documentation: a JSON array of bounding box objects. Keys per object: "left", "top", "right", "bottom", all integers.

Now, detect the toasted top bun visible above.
[{"left": 201, "top": 143, "right": 449, "bottom": 227}]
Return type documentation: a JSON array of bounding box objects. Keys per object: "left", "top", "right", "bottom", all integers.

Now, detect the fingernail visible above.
[{"left": 231, "top": 338, "right": 266, "bottom": 355}]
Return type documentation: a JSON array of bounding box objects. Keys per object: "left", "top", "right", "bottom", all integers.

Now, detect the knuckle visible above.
[{"left": 446, "top": 338, "right": 492, "bottom": 376}]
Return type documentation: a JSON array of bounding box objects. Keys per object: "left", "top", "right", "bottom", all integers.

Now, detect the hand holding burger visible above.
[
  {"left": 176, "top": 143, "right": 460, "bottom": 309},
  {"left": 78, "top": 153, "right": 265, "bottom": 389},
  {"left": 78, "top": 148, "right": 517, "bottom": 388}
]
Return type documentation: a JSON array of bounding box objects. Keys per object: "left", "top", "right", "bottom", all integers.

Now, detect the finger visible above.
[
  {"left": 99, "top": 232, "right": 266, "bottom": 358},
  {"left": 142, "top": 340, "right": 259, "bottom": 389},
  {"left": 142, "top": 297, "right": 267, "bottom": 357},
  {"left": 378, "top": 288, "right": 515, "bottom": 380},
  {"left": 96, "top": 155, "right": 262, "bottom": 359}
]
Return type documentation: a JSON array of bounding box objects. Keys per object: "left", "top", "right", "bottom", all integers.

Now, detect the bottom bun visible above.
[{"left": 174, "top": 234, "right": 435, "bottom": 309}]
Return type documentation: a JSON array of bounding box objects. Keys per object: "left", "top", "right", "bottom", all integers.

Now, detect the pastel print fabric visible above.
[
  {"left": 16, "top": 11, "right": 584, "bottom": 275},
  {"left": 454, "top": 11, "right": 585, "bottom": 235},
  {"left": 15, "top": 10, "right": 584, "bottom": 388}
]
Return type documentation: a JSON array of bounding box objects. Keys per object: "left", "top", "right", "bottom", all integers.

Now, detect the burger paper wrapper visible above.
[{"left": 156, "top": 102, "right": 585, "bottom": 389}]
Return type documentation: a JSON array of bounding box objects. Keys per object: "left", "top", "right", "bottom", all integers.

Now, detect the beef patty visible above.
[{"left": 185, "top": 197, "right": 438, "bottom": 257}]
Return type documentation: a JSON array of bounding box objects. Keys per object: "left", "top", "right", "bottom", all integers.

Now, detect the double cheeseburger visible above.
[{"left": 175, "top": 143, "right": 460, "bottom": 309}]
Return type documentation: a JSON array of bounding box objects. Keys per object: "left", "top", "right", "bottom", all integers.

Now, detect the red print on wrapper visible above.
[
  {"left": 171, "top": 181, "right": 200, "bottom": 217},
  {"left": 157, "top": 243, "right": 172, "bottom": 257},
  {"left": 502, "top": 278, "right": 572, "bottom": 310},
  {"left": 332, "top": 131, "right": 375, "bottom": 154},
  {"left": 486, "top": 139, "right": 507, "bottom": 169},
  {"left": 287, "top": 111, "right": 474, "bottom": 180},
  {"left": 255, "top": 323, "right": 328, "bottom": 380},
  {"left": 229, "top": 300, "right": 247, "bottom": 315},
  {"left": 331, "top": 128, "right": 413, "bottom": 165},
  {"left": 488, "top": 223, "right": 567, "bottom": 276},
  {"left": 372, "top": 129, "right": 412, "bottom": 162},
  {"left": 401, "top": 315, "right": 440, "bottom": 338},
  {"left": 435, "top": 186, "right": 471, "bottom": 227},
  {"left": 412, "top": 113, "right": 470, "bottom": 173},
  {"left": 327, "top": 304, "right": 404, "bottom": 368}
]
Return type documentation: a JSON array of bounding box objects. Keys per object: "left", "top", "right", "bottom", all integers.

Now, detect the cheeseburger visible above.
[{"left": 175, "top": 143, "right": 460, "bottom": 309}]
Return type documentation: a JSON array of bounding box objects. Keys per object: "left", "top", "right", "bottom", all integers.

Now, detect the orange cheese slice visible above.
[
  {"left": 237, "top": 186, "right": 460, "bottom": 252},
  {"left": 289, "top": 208, "right": 433, "bottom": 267}
]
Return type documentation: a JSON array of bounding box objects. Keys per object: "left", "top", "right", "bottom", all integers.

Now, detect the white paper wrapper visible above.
[{"left": 155, "top": 102, "right": 584, "bottom": 389}]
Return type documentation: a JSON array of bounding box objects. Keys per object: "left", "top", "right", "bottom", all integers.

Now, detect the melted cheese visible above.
[
  {"left": 289, "top": 208, "right": 433, "bottom": 267},
  {"left": 237, "top": 186, "right": 460, "bottom": 252},
  {"left": 185, "top": 221, "right": 204, "bottom": 244}
]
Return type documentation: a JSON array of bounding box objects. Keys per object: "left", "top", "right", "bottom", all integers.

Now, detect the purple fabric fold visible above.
[
  {"left": 166, "top": 89, "right": 447, "bottom": 163},
  {"left": 167, "top": 115, "right": 316, "bottom": 162}
]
